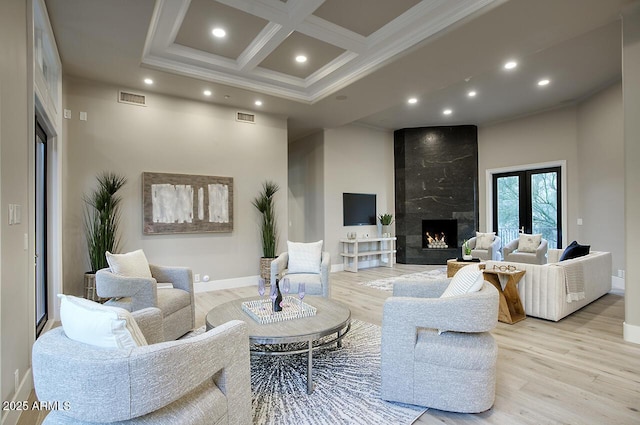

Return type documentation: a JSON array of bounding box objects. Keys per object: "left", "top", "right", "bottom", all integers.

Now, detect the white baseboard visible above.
[
  {"left": 331, "top": 263, "right": 344, "bottom": 272},
  {"left": 1, "top": 368, "right": 34, "bottom": 425},
  {"left": 194, "top": 275, "right": 257, "bottom": 293},
  {"left": 623, "top": 321, "right": 640, "bottom": 345}
]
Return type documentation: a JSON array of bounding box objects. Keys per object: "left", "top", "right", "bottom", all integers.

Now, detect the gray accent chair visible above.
[
  {"left": 381, "top": 279, "right": 499, "bottom": 413},
  {"left": 32, "top": 308, "right": 252, "bottom": 425},
  {"left": 503, "top": 238, "right": 548, "bottom": 264},
  {"left": 468, "top": 235, "right": 503, "bottom": 261},
  {"left": 96, "top": 264, "right": 195, "bottom": 340},
  {"left": 270, "top": 251, "right": 331, "bottom": 297}
]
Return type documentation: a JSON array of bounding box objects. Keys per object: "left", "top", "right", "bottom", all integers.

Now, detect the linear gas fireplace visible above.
[{"left": 422, "top": 219, "right": 458, "bottom": 249}]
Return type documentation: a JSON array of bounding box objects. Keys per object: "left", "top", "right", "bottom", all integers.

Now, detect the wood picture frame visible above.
[{"left": 142, "top": 172, "right": 233, "bottom": 234}]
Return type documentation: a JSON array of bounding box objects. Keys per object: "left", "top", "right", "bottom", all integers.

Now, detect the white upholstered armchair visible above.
[
  {"left": 270, "top": 241, "right": 330, "bottom": 297},
  {"left": 381, "top": 279, "right": 499, "bottom": 413},
  {"left": 467, "top": 234, "right": 502, "bottom": 261},
  {"left": 96, "top": 263, "right": 195, "bottom": 340},
  {"left": 32, "top": 307, "right": 252, "bottom": 425},
  {"left": 503, "top": 236, "right": 548, "bottom": 264}
]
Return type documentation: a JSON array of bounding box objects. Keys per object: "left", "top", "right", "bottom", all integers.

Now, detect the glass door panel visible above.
[
  {"left": 531, "top": 171, "right": 559, "bottom": 249},
  {"left": 496, "top": 175, "right": 521, "bottom": 246},
  {"left": 35, "top": 121, "right": 47, "bottom": 336},
  {"left": 493, "top": 167, "right": 561, "bottom": 249}
]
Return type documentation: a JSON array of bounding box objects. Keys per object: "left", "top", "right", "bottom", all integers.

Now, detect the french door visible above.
[
  {"left": 35, "top": 120, "right": 48, "bottom": 336},
  {"left": 492, "top": 166, "right": 562, "bottom": 249}
]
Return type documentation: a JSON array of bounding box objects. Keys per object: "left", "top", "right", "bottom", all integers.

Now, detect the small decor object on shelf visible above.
[{"left": 378, "top": 213, "right": 394, "bottom": 237}]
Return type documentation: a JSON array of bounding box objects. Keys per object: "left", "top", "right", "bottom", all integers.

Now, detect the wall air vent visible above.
[
  {"left": 236, "top": 112, "right": 255, "bottom": 123},
  {"left": 118, "top": 90, "right": 147, "bottom": 106}
]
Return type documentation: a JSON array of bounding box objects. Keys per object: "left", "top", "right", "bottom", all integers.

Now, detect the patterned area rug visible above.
[
  {"left": 185, "top": 321, "right": 425, "bottom": 424},
  {"left": 359, "top": 268, "right": 448, "bottom": 292},
  {"left": 251, "top": 320, "right": 425, "bottom": 425}
]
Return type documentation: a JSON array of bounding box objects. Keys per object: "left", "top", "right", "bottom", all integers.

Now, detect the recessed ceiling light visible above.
[
  {"left": 467, "top": 90, "right": 477, "bottom": 97},
  {"left": 295, "top": 55, "right": 307, "bottom": 63},
  {"left": 537, "top": 79, "right": 550, "bottom": 87},
  {"left": 144, "top": 78, "right": 153, "bottom": 85},
  {"left": 203, "top": 90, "right": 212, "bottom": 96},
  {"left": 504, "top": 61, "right": 518, "bottom": 70},
  {"left": 255, "top": 100, "right": 263, "bottom": 106},
  {"left": 443, "top": 109, "right": 453, "bottom": 115},
  {"left": 212, "top": 28, "right": 226, "bottom": 38},
  {"left": 407, "top": 97, "right": 418, "bottom": 104}
]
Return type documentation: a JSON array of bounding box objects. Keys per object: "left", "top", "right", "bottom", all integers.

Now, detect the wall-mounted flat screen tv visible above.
[{"left": 343, "top": 193, "right": 376, "bottom": 226}]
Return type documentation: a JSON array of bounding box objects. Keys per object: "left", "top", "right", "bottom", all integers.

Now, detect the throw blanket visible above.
[{"left": 554, "top": 261, "right": 585, "bottom": 302}]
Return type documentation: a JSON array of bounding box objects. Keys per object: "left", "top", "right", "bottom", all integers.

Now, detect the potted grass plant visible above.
[
  {"left": 378, "top": 213, "right": 394, "bottom": 236},
  {"left": 83, "top": 172, "right": 127, "bottom": 300},
  {"left": 252, "top": 180, "right": 280, "bottom": 283}
]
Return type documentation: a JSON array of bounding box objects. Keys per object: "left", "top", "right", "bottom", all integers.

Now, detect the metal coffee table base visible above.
[{"left": 251, "top": 323, "right": 351, "bottom": 394}]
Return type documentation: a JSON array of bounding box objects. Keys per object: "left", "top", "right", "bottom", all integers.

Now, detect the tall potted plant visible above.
[
  {"left": 252, "top": 180, "right": 279, "bottom": 283},
  {"left": 83, "top": 172, "right": 127, "bottom": 300}
]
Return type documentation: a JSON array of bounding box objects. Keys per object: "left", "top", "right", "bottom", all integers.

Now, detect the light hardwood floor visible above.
[{"left": 19, "top": 264, "right": 640, "bottom": 424}]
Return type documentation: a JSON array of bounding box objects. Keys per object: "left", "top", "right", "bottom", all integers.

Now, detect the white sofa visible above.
[{"left": 486, "top": 249, "right": 612, "bottom": 321}]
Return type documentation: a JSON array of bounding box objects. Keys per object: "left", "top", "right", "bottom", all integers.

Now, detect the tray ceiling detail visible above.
[{"left": 143, "top": 0, "right": 499, "bottom": 103}]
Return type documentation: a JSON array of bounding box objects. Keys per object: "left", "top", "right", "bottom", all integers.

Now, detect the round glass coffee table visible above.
[{"left": 205, "top": 296, "right": 351, "bottom": 394}]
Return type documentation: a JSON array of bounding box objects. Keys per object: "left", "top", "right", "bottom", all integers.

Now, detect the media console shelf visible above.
[{"left": 340, "top": 237, "right": 397, "bottom": 273}]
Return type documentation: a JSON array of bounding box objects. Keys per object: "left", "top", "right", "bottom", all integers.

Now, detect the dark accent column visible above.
[{"left": 394, "top": 126, "right": 479, "bottom": 265}]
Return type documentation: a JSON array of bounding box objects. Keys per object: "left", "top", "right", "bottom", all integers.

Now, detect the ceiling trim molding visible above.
[{"left": 142, "top": 0, "right": 500, "bottom": 103}]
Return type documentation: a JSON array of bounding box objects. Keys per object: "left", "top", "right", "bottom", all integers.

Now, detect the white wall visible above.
[
  {"left": 288, "top": 131, "right": 324, "bottom": 243},
  {"left": 479, "top": 106, "right": 580, "bottom": 244},
  {"left": 63, "top": 78, "right": 288, "bottom": 295},
  {"left": 0, "top": 0, "right": 33, "bottom": 417},
  {"left": 622, "top": 6, "right": 640, "bottom": 343},
  {"left": 479, "top": 83, "right": 625, "bottom": 276},
  {"left": 577, "top": 82, "right": 624, "bottom": 273},
  {"left": 323, "top": 124, "right": 395, "bottom": 268}
]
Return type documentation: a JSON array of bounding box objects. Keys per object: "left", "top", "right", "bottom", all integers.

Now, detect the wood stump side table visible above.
[
  {"left": 446, "top": 259, "right": 486, "bottom": 278},
  {"left": 482, "top": 269, "right": 526, "bottom": 324}
]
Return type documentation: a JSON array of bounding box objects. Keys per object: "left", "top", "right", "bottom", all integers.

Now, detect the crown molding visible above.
[{"left": 142, "top": 0, "right": 500, "bottom": 103}]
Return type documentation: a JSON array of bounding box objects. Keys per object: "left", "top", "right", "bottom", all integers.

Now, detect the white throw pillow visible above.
[
  {"left": 441, "top": 264, "right": 484, "bottom": 298},
  {"left": 287, "top": 240, "right": 323, "bottom": 274},
  {"left": 106, "top": 249, "right": 152, "bottom": 278},
  {"left": 517, "top": 234, "right": 542, "bottom": 253},
  {"left": 58, "top": 294, "right": 147, "bottom": 349},
  {"left": 475, "top": 232, "right": 495, "bottom": 250}
]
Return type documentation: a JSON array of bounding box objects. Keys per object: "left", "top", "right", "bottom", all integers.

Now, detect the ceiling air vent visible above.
[
  {"left": 118, "top": 90, "right": 147, "bottom": 106},
  {"left": 236, "top": 112, "right": 255, "bottom": 123}
]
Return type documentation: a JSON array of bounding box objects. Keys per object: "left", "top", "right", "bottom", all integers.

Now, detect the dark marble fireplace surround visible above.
[{"left": 394, "top": 126, "right": 479, "bottom": 265}]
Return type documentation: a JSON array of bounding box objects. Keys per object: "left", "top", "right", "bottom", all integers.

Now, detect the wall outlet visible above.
[
  {"left": 194, "top": 274, "right": 201, "bottom": 283},
  {"left": 618, "top": 269, "right": 625, "bottom": 279},
  {"left": 14, "top": 369, "right": 19, "bottom": 392}
]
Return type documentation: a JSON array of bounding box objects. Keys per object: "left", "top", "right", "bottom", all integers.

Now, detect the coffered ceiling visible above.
[
  {"left": 142, "top": 0, "right": 497, "bottom": 102},
  {"left": 45, "top": 0, "right": 639, "bottom": 141}
]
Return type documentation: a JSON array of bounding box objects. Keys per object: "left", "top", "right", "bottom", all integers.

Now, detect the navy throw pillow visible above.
[{"left": 559, "top": 241, "right": 590, "bottom": 261}]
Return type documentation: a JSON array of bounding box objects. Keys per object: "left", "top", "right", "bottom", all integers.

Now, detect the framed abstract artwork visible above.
[{"left": 142, "top": 172, "right": 233, "bottom": 234}]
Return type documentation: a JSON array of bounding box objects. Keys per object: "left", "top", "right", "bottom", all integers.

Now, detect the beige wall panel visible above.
[
  {"left": 479, "top": 107, "right": 580, "bottom": 244},
  {"left": 288, "top": 131, "right": 325, "bottom": 244},
  {"left": 577, "top": 82, "right": 624, "bottom": 274},
  {"left": 63, "top": 78, "right": 288, "bottom": 295},
  {"left": 323, "top": 125, "right": 394, "bottom": 267}
]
